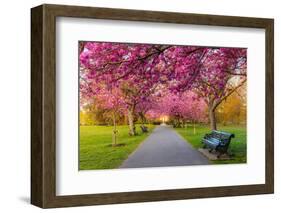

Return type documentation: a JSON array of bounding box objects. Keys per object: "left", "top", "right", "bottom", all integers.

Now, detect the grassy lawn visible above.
[
  {"left": 79, "top": 124, "right": 155, "bottom": 170},
  {"left": 175, "top": 124, "right": 246, "bottom": 164}
]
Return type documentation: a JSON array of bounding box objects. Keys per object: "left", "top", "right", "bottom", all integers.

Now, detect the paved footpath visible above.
[{"left": 120, "top": 125, "right": 209, "bottom": 168}]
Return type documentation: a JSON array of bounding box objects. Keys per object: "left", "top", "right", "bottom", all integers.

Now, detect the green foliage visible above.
[
  {"left": 80, "top": 111, "right": 95, "bottom": 126},
  {"left": 80, "top": 104, "right": 126, "bottom": 126},
  {"left": 79, "top": 124, "right": 155, "bottom": 170},
  {"left": 175, "top": 124, "right": 246, "bottom": 164},
  {"left": 216, "top": 86, "right": 247, "bottom": 125}
]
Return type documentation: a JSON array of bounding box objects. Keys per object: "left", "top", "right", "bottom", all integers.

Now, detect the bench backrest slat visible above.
[{"left": 211, "top": 130, "right": 234, "bottom": 140}]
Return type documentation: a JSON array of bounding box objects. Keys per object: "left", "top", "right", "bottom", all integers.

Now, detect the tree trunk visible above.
[
  {"left": 112, "top": 112, "right": 117, "bottom": 146},
  {"left": 209, "top": 108, "right": 217, "bottom": 130},
  {"left": 128, "top": 108, "right": 136, "bottom": 136},
  {"left": 193, "top": 121, "right": 196, "bottom": 134},
  {"left": 181, "top": 120, "right": 185, "bottom": 128},
  {"left": 139, "top": 112, "right": 146, "bottom": 125}
]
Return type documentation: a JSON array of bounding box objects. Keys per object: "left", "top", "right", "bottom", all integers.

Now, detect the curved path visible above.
[{"left": 120, "top": 125, "right": 209, "bottom": 168}]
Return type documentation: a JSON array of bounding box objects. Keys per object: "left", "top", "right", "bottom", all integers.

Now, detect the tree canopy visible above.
[{"left": 79, "top": 42, "right": 247, "bottom": 133}]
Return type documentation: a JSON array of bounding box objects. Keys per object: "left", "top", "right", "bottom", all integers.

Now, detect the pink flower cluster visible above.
[{"left": 79, "top": 42, "right": 246, "bottom": 122}]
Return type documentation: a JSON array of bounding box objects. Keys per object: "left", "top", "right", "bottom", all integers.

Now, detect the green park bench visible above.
[{"left": 202, "top": 130, "right": 235, "bottom": 157}]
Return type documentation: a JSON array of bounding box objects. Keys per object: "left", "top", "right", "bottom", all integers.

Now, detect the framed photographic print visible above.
[{"left": 31, "top": 4, "right": 274, "bottom": 208}]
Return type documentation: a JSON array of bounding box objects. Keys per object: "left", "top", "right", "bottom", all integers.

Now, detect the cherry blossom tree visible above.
[
  {"left": 148, "top": 91, "right": 207, "bottom": 129},
  {"left": 166, "top": 47, "right": 247, "bottom": 129},
  {"left": 79, "top": 41, "right": 247, "bottom": 133},
  {"left": 192, "top": 48, "right": 247, "bottom": 130},
  {"left": 80, "top": 42, "right": 169, "bottom": 135},
  {"left": 81, "top": 82, "right": 126, "bottom": 145}
]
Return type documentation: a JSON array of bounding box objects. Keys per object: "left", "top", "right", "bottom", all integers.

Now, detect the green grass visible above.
[
  {"left": 79, "top": 124, "right": 155, "bottom": 170},
  {"left": 175, "top": 124, "right": 247, "bottom": 164}
]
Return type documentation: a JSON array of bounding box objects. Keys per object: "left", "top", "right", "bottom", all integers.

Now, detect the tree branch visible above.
[{"left": 213, "top": 78, "right": 247, "bottom": 109}]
